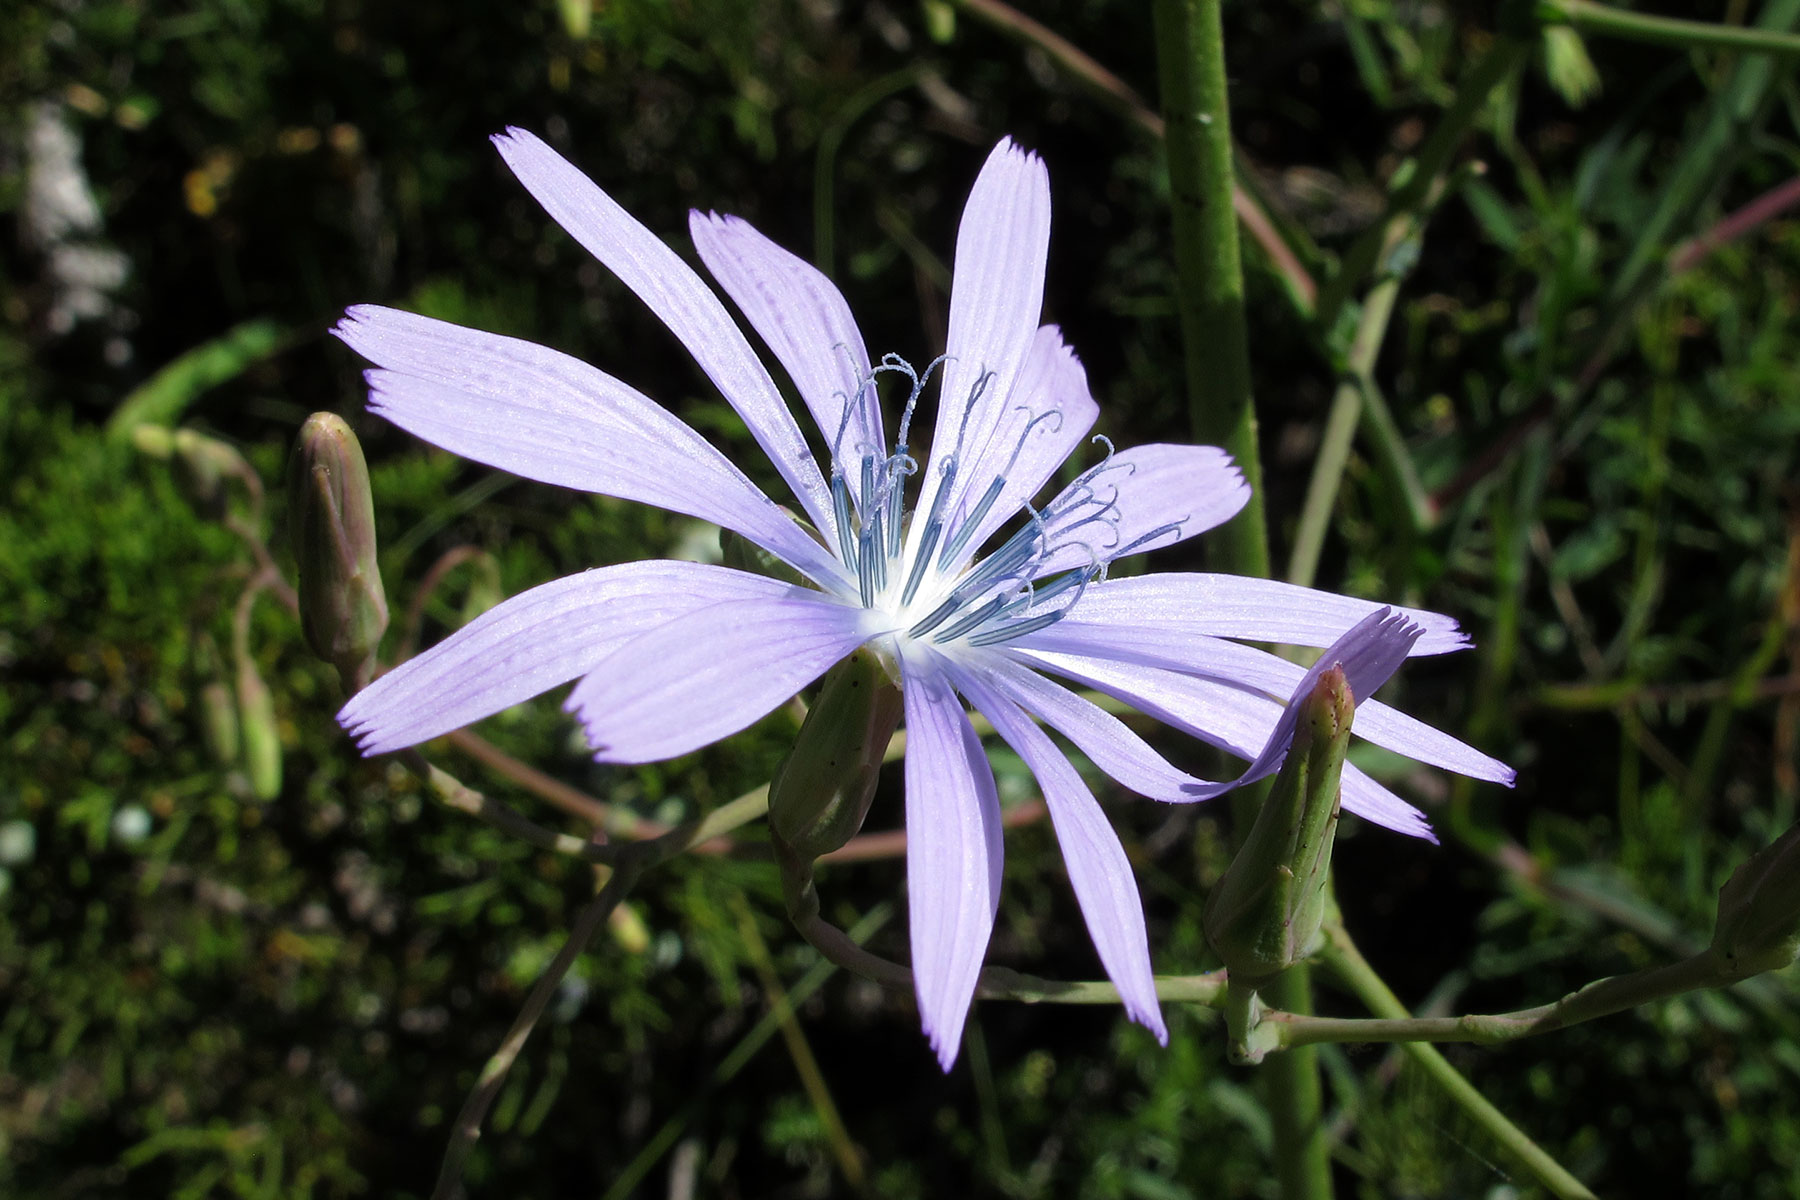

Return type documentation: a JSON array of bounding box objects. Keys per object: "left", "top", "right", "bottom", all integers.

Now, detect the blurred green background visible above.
[{"left": 4, "top": 0, "right": 1799, "bottom": 1196}]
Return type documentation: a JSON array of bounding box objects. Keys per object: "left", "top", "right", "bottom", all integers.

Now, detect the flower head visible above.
[{"left": 334, "top": 131, "right": 1513, "bottom": 1069}]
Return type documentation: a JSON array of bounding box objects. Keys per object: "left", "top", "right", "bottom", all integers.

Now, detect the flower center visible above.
[{"left": 821, "top": 352, "right": 1144, "bottom": 656}]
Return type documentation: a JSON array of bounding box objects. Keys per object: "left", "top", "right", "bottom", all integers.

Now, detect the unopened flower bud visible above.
[
  {"left": 1204, "top": 666, "right": 1355, "bottom": 989},
  {"left": 1542, "top": 25, "right": 1600, "bottom": 108},
  {"left": 288, "top": 413, "right": 388, "bottom": 680},
  {"left": 768, "top": 648, "right": 903, "bottom": 861},
  {"left": 201, "top": 679, "right": 241, "bottom": 765},
  {"left": 1711, "top": 823, "right": 1800, "bottom": 979},
  {"left": 193, "top": 635, "right": 240, "bottom": 764}
]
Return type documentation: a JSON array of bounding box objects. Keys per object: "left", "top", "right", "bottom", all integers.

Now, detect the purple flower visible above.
[{"left": 333, "top": 131, "right": 1513, "bottom": 1069}]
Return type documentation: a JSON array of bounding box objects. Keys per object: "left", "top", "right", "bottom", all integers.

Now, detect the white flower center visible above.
[{"left": 816, "top": 353, "right": 1171, "bottom": 659}]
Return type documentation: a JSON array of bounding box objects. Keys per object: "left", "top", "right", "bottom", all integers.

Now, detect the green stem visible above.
[
  {"left": 1541, "top": 0, "right": 1800, "bottom": 56},
  {"left": 1263, "top": 967, "right": 1333, "bottom": 1198},
  {"left": 433, "top": 864, "right": 641, "bottom": 1200},
  {"left": 1285, "top": 275, "right": 1401, "bottom": 588},
  {"left": 1314, "top": 39, "right": 1528, "bottom": 334},
  {"left": 732, "top": 893, "right": 869, "bottom": 1194},
  {"left": 600, "top": 906, "right": 895, "bottom": 1200},
  {"left": 1318, "top": 927, "right": 1598, "bottom": 1200},
  {"left": 814, "top": 65, "right": 927, "bottom": 275},
  {"left": 783, "top": 853, "right": 1228, "bottom": 1005},
  {"left": 1154, "top": 0, "right": 1269, "bottom": 581},
  {"left": 1354, "top": 374, "right": 1434, "bottom": 533},
  {"left": 407, "top": 750, "right": 621, "bottom": 865}
]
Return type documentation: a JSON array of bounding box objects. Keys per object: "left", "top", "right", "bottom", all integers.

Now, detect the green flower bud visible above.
[
  {"left": 193, "top": 634, "right": 240, "bottom": 765},
  {"left": 236, "top": 652, "right": 283, "bottom": 801},
  {"left": 1711, "top": 823, "right": 1800, "bottom": 979},
  {"left": 288, "top": 413, "right": 388, "bottom": 681},
  {"left": 1542, "top": 25, "right": 1600, "bottom": 109},
  {"left": 768, "top": 648, "right": 903, "bottom": 861},
  {"left": 1203, "top": 666, "right": 1354, "bottom": 989},
  {"left": 201, "top": 679, "right": 241, "bottom": 765}
]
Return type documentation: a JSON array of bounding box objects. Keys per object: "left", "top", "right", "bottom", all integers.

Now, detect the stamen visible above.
[
  {"left": 859, "top": 453, "right": 878, "bottom": 519},
  {"left": 892, "top": 352, "right": 951, "bottom": 452},
  {"left": 930, "top": 592, "right": 1011, "bottom": 644},
  {"left": 906, "top": 593, "right": 962, "bottom": 639},
  {"left": 1110, "top": 520, "right": 1185, "bottom": 560},
  {"left": 884, "top": 454, "right": 912, "bottom": 559},
  {"left": 856, "top": 523, "right": 878, "bottom": 607},
  {"left": 831, "top": 472, "right": 857, "bottom": 567},
  {"left": 936, "top": 476, "right": 1006, "bottom": 568},
  {"left": 900, "top": 519, "right": 942, "bottom": 605},
  {"left": 965, "top": 563, "right": 1100, "bottom": 647}
]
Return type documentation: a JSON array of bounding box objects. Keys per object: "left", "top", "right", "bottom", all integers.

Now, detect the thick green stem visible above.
[
  {"left": 1154, "top": 9, "right": 1323, "bottom": 1195},
  {"left": 1263, "top": 967, "right": 1333, "bottom": 1198},
  {"left": 1154, "top": 0, "right": 1269, "bottom": 581}
]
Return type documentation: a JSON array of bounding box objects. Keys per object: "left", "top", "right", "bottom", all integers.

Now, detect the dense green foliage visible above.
[{"left": 4, "top": 1, "right": 1799, "bottom": 1196}]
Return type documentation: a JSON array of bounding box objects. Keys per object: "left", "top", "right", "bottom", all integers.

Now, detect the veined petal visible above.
[
  {"left": 946, "top": 663, "right": 1165, "bottom": 1042},
  {"left": 1015, "top": 617, "right": 1514, "bottom": 786},
  {"left": 1009, "top": 646, "right": 1435, "bottom": 839},
  {"left": 970, "top": 650, "right": 1212, "bottom": 802},
  {"left": 1067, "top": 573, "right": 1470, "bottom": 656},
  {"left": 898, "top": 648, "right": 1004, "bottom": 1071},
  {"left": 491, "top": 129, "right": 837, "bottom": 540},
  {"left": 334, "top": 306, "right": 846, "bottom": 589},
  {"left": 566, "top": 592, "right": 873, "bottom": 763},
  {"left": 909, "top": 139, "right": 1051, "bottom": 560},
  {"left": 689, "top": 211, "right": 881, "bottom": 481},
  {"left": 1034, "top": 444, "right": 1248, "bottom": 577},
  {"left": 339, "top": 561, "right": 790, "bottom": 755},
  {"left": 1191, "top": 608, "right": 1423, "bottom": 795},
  {"left": 944, "top": 325, "right": 1098, "bottom": 571}
]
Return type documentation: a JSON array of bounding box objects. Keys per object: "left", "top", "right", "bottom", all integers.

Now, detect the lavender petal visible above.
[
  {"left": 1010, "top": 646, "right": 1437, "bottom": 840},
  {"left": 689, "top": 211, "right": 881, "bottom": 478},
  {"left": 1067, "top": 572, "right": 1470, "bottom": 656},
  {"left": 1034, "top": 444, "right": 1249, "bottom": 577},
  {"left": 898, "top": 648, "right": 1004, "bottom": 1071},
  {"left": 908, "top": 139, "right": 1051, "bottom": 557},
  {"left": 565, "top": 592, "right": 872, "bottom": 763},
  {"left": 969, "top": 650, "right": 1214, "bottom": 801},
  {"left": 1017, "top": 616, "right": 1514, "bottom": 786},
  {"left": 491, "top": 129, "right": 837, "bottom": 540},
  {"left": 333, "top": 306, "right": 847, "bottom": 589},
  {"left": 948, "top": 663, "right": 1166, "bottom": 1041},
  {"left": 339, "top": 561, "right": 790, "bottom": 755}
]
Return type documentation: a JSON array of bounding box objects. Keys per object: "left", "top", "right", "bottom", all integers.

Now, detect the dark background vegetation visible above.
[{"left": 4, "top": 0, "right": 1798, "bottom": 1196}]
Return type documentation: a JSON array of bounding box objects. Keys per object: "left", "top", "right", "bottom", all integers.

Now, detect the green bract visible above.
[
  {"left": 1204, "top": 666, "right": 1354, "bottom": 988},
  {"left": 767, "top": 647, "right": 903, "bottom": 862}
]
